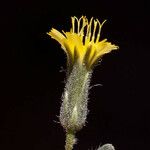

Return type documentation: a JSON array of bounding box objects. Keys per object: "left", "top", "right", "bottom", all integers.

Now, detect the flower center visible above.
[{"left": 71, "top": 16, "right": 106, "bottom": 44}]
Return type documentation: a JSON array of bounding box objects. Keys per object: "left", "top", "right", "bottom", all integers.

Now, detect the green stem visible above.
[{"left": 65, "top": 131, "right": 76, "bottom": 150}]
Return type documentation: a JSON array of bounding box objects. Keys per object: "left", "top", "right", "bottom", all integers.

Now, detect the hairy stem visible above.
[{"left": 65, "top": 131, "right": 76, "bottom": 150}]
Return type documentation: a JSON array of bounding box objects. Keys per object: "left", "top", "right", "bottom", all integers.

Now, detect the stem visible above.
[{"left": 65, "top": 131, "right": 76, "bottom": 150}]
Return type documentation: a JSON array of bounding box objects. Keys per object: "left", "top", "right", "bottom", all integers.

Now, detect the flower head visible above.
[{"left": 48, "top": 16, "right": 118, "bottom": 71}]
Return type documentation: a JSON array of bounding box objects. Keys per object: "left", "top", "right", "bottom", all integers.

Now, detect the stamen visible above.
[
  {"left": 78, "top": 16, "right": 83, "bottom": 34},
  {"left": 85, "top": 19, "right": 89, "bottom": 40},
  {"left": 79, "top": 17, "right": 88, "bottom": 41},
  {"left": 86, "top": 17, "right": 93, "bottom": 41},
  {"left": 91, "top": 20, "right": 98, "bottom": 42},
  {"left": 71, "top": 17, "right": 106, "bottom": 44},
  {"left": 96, "top": 19, "right": 106, "bottom": 43},
  {"left": 71, "top": 17, "right": 75, "bottom": 33},
  {"left": 74, "top": 16, "right": 79, "bottom": 33},
  {"left": 79, "top": 17, "right": 86, "bottom": 34}
]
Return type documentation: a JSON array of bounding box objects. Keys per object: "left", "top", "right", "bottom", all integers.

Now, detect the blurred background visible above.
[{"left": 1, "top": 0, "right": 149, "bottom": 150}]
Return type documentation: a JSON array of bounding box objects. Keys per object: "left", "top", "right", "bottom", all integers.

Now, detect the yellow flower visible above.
[{"left": 48, "top": 16, "right": 119, "bottom": 70}]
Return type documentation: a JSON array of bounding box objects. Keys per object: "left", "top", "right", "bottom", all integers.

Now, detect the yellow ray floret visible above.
[{"left": 47, "top": 16, "right": 119, "bottom": 70}]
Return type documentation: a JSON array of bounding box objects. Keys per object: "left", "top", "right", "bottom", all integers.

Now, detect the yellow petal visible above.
[
  {"left": 96, "top": 40, "right": 118, "bottom": 56},
  {"left": 85, "top": 43, "right": 96, "bottom": 63},
  {"left": 47, "top": 28, "right": 65, "bottom": 46},
  {"left": 63, "top": 32, "right": 84, "bottom": 62},
  {"left": 88, "top": 40, "right": 118, "bottom": 67}
]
